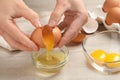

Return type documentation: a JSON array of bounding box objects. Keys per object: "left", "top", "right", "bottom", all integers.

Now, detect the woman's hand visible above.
[
  {"left": 0, "top": 0, "right": 41, "bottom": 51},
  {"left": 48, "top": 0, "right": 88, "bottom": 47}
]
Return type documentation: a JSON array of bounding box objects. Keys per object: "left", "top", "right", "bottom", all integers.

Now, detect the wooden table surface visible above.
[{"left": 0, "top": 0, "right": 120, "bottom": 80}]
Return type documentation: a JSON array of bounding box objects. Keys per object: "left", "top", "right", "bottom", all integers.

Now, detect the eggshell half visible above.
[
  {"left": 31, "top": 25, "right": 62, "bottom": 49},
  {"left": 83, "top": 18, "right": 98, "bottom": 33}
]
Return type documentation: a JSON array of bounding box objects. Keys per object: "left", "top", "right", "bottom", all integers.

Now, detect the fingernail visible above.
[
  {"left": 48, "top": 20, "right": 56, "bottom": 26},
  {"left": 33, "top": 46, "right": 39, "bottom": 51},
  {"left": 58, "top": 44, "right": 63, "bottom": 48},
  {"left": 31, "top": 44, "right": 39, "bottom": 51},
  {"left": 57, "top": 42, "right": 63, "bottom": 48},
  {"left": 35, "top": 21, "right": 42, "bottom": 27},
  {"left": 37, "top": 21, "right": 42, "bottom": 27}
]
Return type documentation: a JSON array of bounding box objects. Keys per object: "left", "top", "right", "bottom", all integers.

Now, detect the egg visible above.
[
  {"left": 103, "top": 0, "right": 120, "bottom": 12},
  {"left": 103, "top": 0, "right": 120, "bottom": 26},
  {"left": 72, "top": 32, "right": 86, "bottom": 43},
  {"left": 105, "top": 7, "right": 120, "bottom": 25},
  {"left": 31, "top": 25, "right": 61, "bottom": 49},
  {"left": 90, "top": 50, "right": 107, "bottom": 62}
]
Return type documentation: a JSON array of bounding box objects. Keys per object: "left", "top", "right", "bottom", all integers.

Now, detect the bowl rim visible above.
[
  {"left": 31, "top": 46, "right": 69, "bottom": 69},
  {"left": 82, "top": 30, "right": 120, "bottom": 64}
]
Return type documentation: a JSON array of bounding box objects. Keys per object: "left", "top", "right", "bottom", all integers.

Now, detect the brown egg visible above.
[
  {"left": 31, "top": 25, "right": 61, "bottom": 49},
  {"left": 103, "top": 0, "right": 120, "bottom": 12},
  {"left": 105, "top": 7, "right": 120, "bottom": 25},
  {"left": 72, "top": 32, "right": 86, "bottom": 43}
]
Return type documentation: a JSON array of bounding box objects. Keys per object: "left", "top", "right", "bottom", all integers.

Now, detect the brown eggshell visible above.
[
  {"left": 52, "top": 26, "right": 61, "bottom": 44},
  {"left": 31, "top": 27, "right": 45, "bottom": 48},
  {"left": 31, "top": 25, "right": 61, "bottom": 49},
  {"left": 72, "top": 32, "right": 86, "bottom": 43},
  {"left": 105, "top": 7, "right": 120, "bottom": 25},
  {"left": 103, "top": 0, "right": 120, "bottom": 12}
]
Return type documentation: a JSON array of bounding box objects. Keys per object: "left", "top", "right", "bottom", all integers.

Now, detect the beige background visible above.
[{"left": 0, "top": 0, "right": 120, "bottom": 80}]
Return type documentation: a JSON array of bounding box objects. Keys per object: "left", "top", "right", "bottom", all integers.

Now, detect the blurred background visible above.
[
  {"left": 23, "top": 0, "right": 104, "bottom": 26},
  {"left": 24, "top": 0, "right": 104, "bottom": 12}
]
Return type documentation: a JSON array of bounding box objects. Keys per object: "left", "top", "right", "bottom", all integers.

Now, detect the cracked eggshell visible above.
[
  {"left": 83, "top": 18, "right": 98, "bottom": 34},
  {"left": 31, "top": 26, "right": 61, "bottom": 49}
]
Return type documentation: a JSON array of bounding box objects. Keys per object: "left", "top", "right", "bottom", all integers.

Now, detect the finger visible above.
[
  {"left": 58, "top": 13, "right": 74, "bottom": 30},
  {"left": 2, "top": 32, "right": 32, "bottom": 51},
  {"left": 58, "top": 21, "right": 68, "bottom": 30},
  {"left": 48, "top": 3, "right": 67, "bottom": 26},
  {"left": 4, "top": 20, "right": 39, "bottom": 51},
  {"left": 20, "top": 5, "right": 41, "bottom": 27},
  {"left": 58, "top": 14, "right": 88, "bottom": 47}
]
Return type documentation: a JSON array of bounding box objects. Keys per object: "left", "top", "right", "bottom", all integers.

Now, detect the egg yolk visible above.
[
  {"left": 91, "top": 50, "right": 120, "bottom": 68},
  {"left": 104, "top": 53, "right": 120, "bottom": 62},
  {"left": 42, "top": 26, "right": 56, "bottom": 61},
  {"left": 42, "top": 26, "right": 55, "bottom": 51},
  {"left": 91, "top": 50, "right": 107, "bottom": 62},
  {"left": 104, "top": 53, "right": 120, "bottom": 68}
]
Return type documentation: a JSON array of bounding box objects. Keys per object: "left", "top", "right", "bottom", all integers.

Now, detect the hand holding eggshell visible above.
[{"left": 31, "top": 24, "right": 87, "bottom": 50}]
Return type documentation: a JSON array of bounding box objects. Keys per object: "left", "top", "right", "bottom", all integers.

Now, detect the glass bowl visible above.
[
  {"left": 31, "top": 46, "right": 69, "bottom": 75},
  {"left": 82, "top": 30, "right": 120, "bottom": 73}
]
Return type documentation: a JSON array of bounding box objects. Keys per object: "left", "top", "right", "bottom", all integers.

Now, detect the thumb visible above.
[
  {"left": 21, "top": 7, "right": 41, "bottom": 27},
  {"left": 48, "top": 4, "right": 66, "bottom": 26}
]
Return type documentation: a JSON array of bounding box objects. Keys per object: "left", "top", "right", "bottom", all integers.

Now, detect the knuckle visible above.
[
  {"left": 77, "top": 12, "right": 88, "bottom": 23},
  {"left": 61, "top": 36, "right": 68, "bottom": 44},
  {"left": 61, "top": 1, "right": 69, "bottom": 9},
  {"left": 83, "top": 12, "right": 89, "bottom": 22},
  {"left": 0, "top": 30, "right": 5, "bottom": 35},
  {"left": 57, "top": 0, "right": 68, "bottom": 8},
  {"left": 52, "top": 11, "right": 60, "bottom": 17}
]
